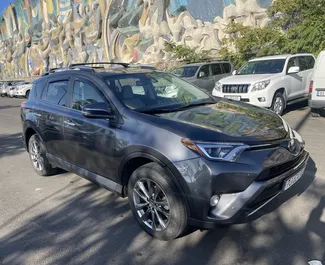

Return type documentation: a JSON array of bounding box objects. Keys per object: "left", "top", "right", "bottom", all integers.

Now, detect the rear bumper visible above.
[
  {"left": 182, "top": 150, "right": 309, "bottom": 228},
  {"left": 309, "top": 99, "right": 325, "bottom": 109}
]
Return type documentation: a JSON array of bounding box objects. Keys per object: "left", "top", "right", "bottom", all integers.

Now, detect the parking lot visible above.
[{"left": 0, "top": 97, "right": 324, "bottom": 265}]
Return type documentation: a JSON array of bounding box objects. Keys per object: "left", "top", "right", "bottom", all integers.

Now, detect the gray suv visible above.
[{"left": 172, "top": 61, "right": 233, "bottom": 92}]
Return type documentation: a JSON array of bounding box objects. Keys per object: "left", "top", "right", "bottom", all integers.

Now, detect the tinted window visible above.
[
  {"left": 298, "top": 57, "right": 308, "bottom": 71},
  {"left": 72, "top": 80, "right": 105, "bottom": 111},
  {"left": 211, "top": 64, "right": 223, "bottom": 75},
  {"left": 42, "top": 80, "right": 68, "bottom": 107},
  {"left": 172, "top": 66, "right": 199, "bottom": 78},
  {"left": 223, "top": 63, "right": 231, "bottom": 73},
  {"left": 35, "top": 79, "right": 46, "bottom": 98},
  {"left": 287, "top": 57, "right": 298, "bottom": 72},
  {"left": 305, "top": 56, "right": 315, "bottom": 69},
  {"left": 198, "top": 65, "right": 210, "bottom": 77}
]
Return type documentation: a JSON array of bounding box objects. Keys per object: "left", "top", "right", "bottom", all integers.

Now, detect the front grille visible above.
[
  {"left": 222, "top": 84, "right": 249, "bottom": 93},
  {"left": 257, "top": 151, "right": 306, "bottom": 181}
]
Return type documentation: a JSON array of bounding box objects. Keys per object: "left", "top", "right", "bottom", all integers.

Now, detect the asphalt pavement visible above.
[{"left": 0, "top": 97, "right": 324, "bottom": 265}]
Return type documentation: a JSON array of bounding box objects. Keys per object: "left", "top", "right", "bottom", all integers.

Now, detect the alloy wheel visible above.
[
  {"left": 30, "top": 141, "right": 44, "bottom": 171},
  {"left": 273, "top": 96, "right": 283, "bottom": 115},
  {"left": 133, "top": 178, "right": 170, "bottom": 231}
]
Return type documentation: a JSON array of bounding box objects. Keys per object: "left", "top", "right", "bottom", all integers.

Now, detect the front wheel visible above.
[
  {"left": 128, "top": 163, "right": 187, "bottom": 241},
  {"left": 271, "top": 92, "right": 286, "bottom": 116}
]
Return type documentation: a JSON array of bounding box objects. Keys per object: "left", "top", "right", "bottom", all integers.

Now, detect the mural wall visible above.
[{"left": 0, "top": 0, "right": 273, "bottom": 78}]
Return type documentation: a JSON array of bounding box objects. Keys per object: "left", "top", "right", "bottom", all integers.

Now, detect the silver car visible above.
[{"left": 172, "top": 61, "right": 233, "bottom": 92}]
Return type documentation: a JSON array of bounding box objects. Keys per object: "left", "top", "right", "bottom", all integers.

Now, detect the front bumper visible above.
[
  {"left": 174, "top": 149, "right": 309, "bottom": 229},
  {"left": 212, "top": 89, "right": 273, "bottom": 108}
]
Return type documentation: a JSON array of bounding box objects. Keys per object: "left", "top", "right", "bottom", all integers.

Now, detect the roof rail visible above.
[{"left": 70, "top": 62, "right": 130, "bottom": 68}]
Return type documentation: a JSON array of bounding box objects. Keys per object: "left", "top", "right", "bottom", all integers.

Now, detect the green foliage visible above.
[
  {"left": 221, "top": 0, "right": 325, "bottom": 68},
  {"left": 164, "top": 41, "right": 213, "bottom": 64}
]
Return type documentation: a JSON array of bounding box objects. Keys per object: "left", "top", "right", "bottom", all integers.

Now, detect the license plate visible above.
[
  {"left": 316, "top": 90, "right": 325, "bottom": 97},
  {"left": 283, "top": 168, "right": 305, "bottom": 191},
  {"left": 224, "top": 95, "right": 241, "bottom": 101}
]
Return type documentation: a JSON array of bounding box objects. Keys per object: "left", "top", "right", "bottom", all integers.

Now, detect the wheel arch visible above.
[{"left": 23, "top": 122, "right": 43, "bottom": 152}]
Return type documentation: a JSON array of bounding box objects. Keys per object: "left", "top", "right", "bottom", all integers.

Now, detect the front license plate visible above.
[
  {"left": 224, "top": 95, "right": 241, "bottom": 101},
  {"left": 283, "top": 168, "right": 305, "bottom": 191},
  {"left": 316, "top": 90, "right": 325, "bottom": 97}
]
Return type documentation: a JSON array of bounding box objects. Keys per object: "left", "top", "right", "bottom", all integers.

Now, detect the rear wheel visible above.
[
  {"left": 128, "top": 162, "right": 187, "bottom": 241},
  {"left": 271, "top": 92, "right": 286, "bottom": 116},
  {"left": 28, "top": 135, "right": 57, "bottom": 176}
]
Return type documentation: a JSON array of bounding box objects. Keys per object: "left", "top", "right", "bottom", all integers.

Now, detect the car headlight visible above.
[
  {"left": 214, "top": 81, "right": 222, "bottom": 92},
  {"left": 251, "top": 80, "right": 270, "bottom": 91},
  {"left": 181, "top": 139, "right": 249, "bottom": 162}
]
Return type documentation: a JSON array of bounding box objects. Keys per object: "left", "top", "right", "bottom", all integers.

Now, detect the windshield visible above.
[
  {"left": 172, "top": 66, "right": 199, "bottom": 78},
  {"left": 105, "top": 72, "right": 211, "bottom": 112},
  {"left": 237, "top": 59, "right": 286, "bottom": 75}
]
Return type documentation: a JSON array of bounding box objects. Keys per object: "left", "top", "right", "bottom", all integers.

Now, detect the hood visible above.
[
  {"left": 220, "top": 74, "right": 281, "bottom": 85},
  {"left": 146, "top": 100, "right": 288, "bottom": 143}
]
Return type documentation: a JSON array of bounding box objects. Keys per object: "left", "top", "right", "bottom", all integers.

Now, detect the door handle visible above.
[{"left": 64, "top": 121, "right": 76, "bottom": 127}]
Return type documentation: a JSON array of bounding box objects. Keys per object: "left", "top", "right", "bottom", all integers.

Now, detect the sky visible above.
[{"left": 0, "top": 0, "right": 13, "bottom": 15}]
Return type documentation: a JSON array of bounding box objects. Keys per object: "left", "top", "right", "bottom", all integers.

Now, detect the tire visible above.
[
  {"left": 28, "top": 134, "right": 57, "bottom": 176},
  {"left": 25, "top": 90, "right": 30, "bottom": 99},
  {"left": 271, "top": 92, "right": 286, "bottom": 116},
  {"left": 128, "top": 162, "right": 187, "bottom": 241}
]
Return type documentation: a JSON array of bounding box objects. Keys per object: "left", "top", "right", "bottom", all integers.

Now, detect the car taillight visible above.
[
  {"left": 10, "top": 87, "right": 15, "bottom": 90},
  {"left": 309, "top": 81, "right": 314, "bottom": 93}
]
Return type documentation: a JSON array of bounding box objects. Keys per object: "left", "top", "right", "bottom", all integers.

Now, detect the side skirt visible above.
[{"left": 47, "top": 154, "right": 123, "bottom": 196}]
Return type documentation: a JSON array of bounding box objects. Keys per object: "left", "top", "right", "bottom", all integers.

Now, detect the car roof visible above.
[
  {"left": 183, "top": 61, "right": 231, "bottom": 67},
  {"left": 250, "top": 53, "right": 314, "bottom": 62}
]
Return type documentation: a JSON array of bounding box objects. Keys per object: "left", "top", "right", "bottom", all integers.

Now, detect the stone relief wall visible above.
[{"left": 0, "top": 0, "right": 272, "bottom": 78}]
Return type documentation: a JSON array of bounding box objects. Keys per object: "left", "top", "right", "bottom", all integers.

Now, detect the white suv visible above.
[{"left": 212, "top": 54, "right": 315, "bottom": 115}]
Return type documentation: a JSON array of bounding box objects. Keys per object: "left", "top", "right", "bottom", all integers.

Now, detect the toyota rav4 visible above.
[{"left": 21, "top": 63, "right": 309, "bottom": 240}]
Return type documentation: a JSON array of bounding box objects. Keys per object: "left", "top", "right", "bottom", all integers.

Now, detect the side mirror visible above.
[
  {"left": 81, "top": 102, "right": 115, "bottom": 119},
  {"left": 232, "top": 70, "right": 237, "bottom": 75},
  {"left": 199, "top": 71, "right": 206, "bottom": 78},
  {"left": 288, "top": 66, "right": 300, "bottom": 74}
]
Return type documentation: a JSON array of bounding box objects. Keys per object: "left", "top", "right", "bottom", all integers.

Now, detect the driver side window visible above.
[
  {"left": 287, "top": 57, "right": 298, "bottom": 73},
  {"left": 198, "top": 65, "right": 210, "bottom": 78},
  {"left": 72, "top": 80, "right": 105, "bottom": 111}
]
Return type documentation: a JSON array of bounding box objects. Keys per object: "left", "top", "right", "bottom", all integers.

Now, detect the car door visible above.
[
  {"left": 196, "top": 64, "right": 215, "bottom": 91},
  {"left": 63, "top": 77, "right": 117, "bottom": 180},
  {"left": 211, "top": 63, "right": 229, "bottom": 82},
  {"left": 285, "top": 57, "right": 302, "bottom": 100},
  {"left": 35, "top": 76, "right": 70, "bottom": 161}
]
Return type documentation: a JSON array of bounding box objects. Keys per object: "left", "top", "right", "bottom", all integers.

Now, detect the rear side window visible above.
[
  {"left": 211, "top": 64, "right": 223, "bottom": 75},
  {"left": 42, "top": 80, "right": 68, "bottom": 107},
  {"left": 35, "top": 79, "right": 46, "bottom": 98},
  {"left": 223, "top": 63, "right": 231, "bottom": 73},
  {"left": 305, "top": 56, "right": 315, "bottom": 69},
  {"left": 298, "top": 57, "right": 308, "bottom": 71},
  {"left": 72, "top": 80, "right": 105, "bottom": 111}
]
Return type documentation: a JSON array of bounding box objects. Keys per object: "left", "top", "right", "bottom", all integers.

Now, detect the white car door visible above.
[
  {"left": 286, "top": 56, "right": 303, "bottom": 100},
  {"left": 297, "top": 56, "right": 315, "bottom": 97}
]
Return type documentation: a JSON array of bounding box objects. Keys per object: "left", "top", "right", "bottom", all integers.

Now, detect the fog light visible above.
[
  {"left": 210, "top": 195, "right": 220, "bottom": 207},
  {"left": 258, "top": 97, "right": 266, "bottom": 102}
]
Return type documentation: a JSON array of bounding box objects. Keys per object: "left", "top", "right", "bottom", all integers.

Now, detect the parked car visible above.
[
  {"left": 15, "top": 82, "right": 32, "bottom": 98},
  {"left": 172, "top": 61, "right": 233, "bottom": 93},
  {"left": 308, "top": 51, "right": 325, "bottom": 117},
  {"left": 21, "top": 63, "right": 309, "bottom": 240},
  {"left": 1, "top": 82, "right": 13, "bottom": 97},
  {"left": 212, "top": 54, "right": 315, "bottom": 115}
]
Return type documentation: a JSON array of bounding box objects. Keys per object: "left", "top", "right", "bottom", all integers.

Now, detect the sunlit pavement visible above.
[{"left": 0, "top": 97, "right": 324, "bottom": 265}]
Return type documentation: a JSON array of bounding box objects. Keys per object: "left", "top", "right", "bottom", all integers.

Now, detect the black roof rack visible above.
[{"left": 70, "top": 62, "right": 130, "bottom": 68}]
